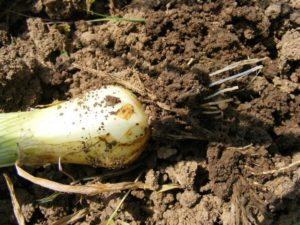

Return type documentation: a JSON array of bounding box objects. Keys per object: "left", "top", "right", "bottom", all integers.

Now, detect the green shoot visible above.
[
  {"left": 37, "top": 192, "right": 61, "bottom": 204},
  {"left": 60, "top": 50, "right": 69, "bottom": 58}
]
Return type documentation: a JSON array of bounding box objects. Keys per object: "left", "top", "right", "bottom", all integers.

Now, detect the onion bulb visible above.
[{"left": 0, "top": 86, "right": 149, "bottom": 168}]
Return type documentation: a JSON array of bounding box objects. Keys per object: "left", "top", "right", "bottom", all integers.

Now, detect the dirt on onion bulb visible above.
[{"left": 0, "top": 86, "right": 150, "bottom": 169}]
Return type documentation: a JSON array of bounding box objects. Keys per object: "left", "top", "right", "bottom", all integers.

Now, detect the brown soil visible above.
[{"left": 0, "top": 0, "right": 300, "bottom": 224}]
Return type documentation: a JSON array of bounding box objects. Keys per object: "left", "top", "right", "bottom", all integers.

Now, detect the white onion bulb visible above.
[{"left": 0, "top": 86, "right": 149, "bottom": 168}]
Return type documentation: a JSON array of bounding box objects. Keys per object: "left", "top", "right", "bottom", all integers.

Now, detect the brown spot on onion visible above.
[
  {"left": 114, "top": 104, "right": 134, "bottom": 120},
  {"left": 104, "top": 95, "right": 121, "bottom": 107}
]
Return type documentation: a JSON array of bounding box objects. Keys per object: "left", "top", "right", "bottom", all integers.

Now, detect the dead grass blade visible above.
[
  {"left": 209, "top": 65, "right": 263, "bottom": 87},
  {"left": 201, "top": 110, "right": 222, "bottom": 115},
  {"left": 15, "top": 161, "right": 151, "bottom": 195},
  {"left": 157, "top": 184, "right": 181, "bottom": 193},
  {"left": 166, "top": 133, "right": 206, "bottom": 140},
  {"left": 250, "top": 159, "right": 300, "bottom": 176},
  {"left": 51, "top": 208, "right": 88, "bottom": 225},
  {"left": 201, "top": 98, "right": 234, "bottom": 107},
  {"left": 3, "top": 173, "right": 26, "bottom": 225},
  {"left": 204, "top": 86, "right": 239, "bottom": 100},
  {"left": 209, "top": 57, "right": 267, "bottom": 77}
]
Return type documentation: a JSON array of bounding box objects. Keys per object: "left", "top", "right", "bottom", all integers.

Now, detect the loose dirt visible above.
[{"left": 0, "top": 0, "right": 299, "bottom": 224}]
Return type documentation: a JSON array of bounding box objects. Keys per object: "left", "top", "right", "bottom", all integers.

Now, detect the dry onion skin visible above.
[{"left": 0, "top": 86, "right": 149, "bottom": 168}]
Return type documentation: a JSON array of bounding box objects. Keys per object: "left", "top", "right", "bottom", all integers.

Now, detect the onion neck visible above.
[{"left": 0, "top": 112, "right": 28, "bottom": 167}]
